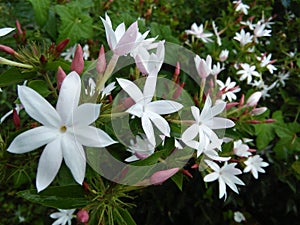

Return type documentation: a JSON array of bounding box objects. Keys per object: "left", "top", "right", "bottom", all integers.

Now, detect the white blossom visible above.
[
  {"left": 185, "top": 23, "right": 213, "bottom": 43},
  {"left": 237, "top": 63, "right": 260, "bottom": 84},
  {"left": 243, "top": 155, "right": 269, "bottom": 179},
  {"left": 234, "top": 29, "right": 253, "bottom": 46},
  {"left": 50, "top": 209, "right": 75, "bottom": 225}
]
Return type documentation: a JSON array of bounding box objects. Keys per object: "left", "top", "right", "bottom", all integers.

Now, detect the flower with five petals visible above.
[{"left": 7, "top": 72, "right": 116, "bottom": 192}]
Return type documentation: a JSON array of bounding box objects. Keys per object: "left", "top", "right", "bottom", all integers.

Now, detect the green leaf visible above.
[
  {"left": 115, "top": 208, "right": 137, "bottom": 225},
  {"left": 27, "top": 80, "right": 52, "bottom": 97},
  {"left": 0, "top": 68, "right": 37, "bottom": 87},
  {"left": 171, "top": 172, "right": 183, "bottom": 191},
  {"left": 28, "top": 0, "right": 51, "bottom": 27},
  {"left": 44, "top": 7, "right": 57, "bottom": 39},
  {"left": 291, "top": 161, "right": 300, "bottom": 178},
  {"left": 55, "top": 5, "right": 93, "bottom": 45},
  {"left": 17, "top": 185, "right": 88, "bottom": 209},
  {"left": 255, "top": 123, "right": 276, "bottom": 150}
]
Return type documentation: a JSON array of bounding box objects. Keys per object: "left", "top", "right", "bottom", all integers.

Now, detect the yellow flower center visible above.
[{"left": 60, "top": 125, "right": 67, "bottom": 133}]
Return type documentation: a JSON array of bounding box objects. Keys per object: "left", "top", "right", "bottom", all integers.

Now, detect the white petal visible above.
[
  {"left": 116, "top": 78, "right": 143, "bottom": 103},
  {"left": 36, "top": 139, "right": 63, "bottom": 192},
  {"left": 147, "top": 111, "right": 170, "bottom": 137},
  {"left": 191, "top": 106, "right": 200, "bottom": 123},
  {"left": 72, "top": 103, "right": 101, "bottom": 126},
  {"left": 61, "top": 134, "right": 86, "bottom": 185},
  {"left": 56, "top": 72, "right": 81, "bottom": 124},
  {"left": 143, "top": 75, "right": 157, "bottom": 104},
  {"left": 73, "top": 125, "right": 116, "bottom": 147},
  {"left": 219, "top": 178, "right": 227, "bottom": 199},
  {"left": 126, "top": 103, "right": 144, "bottom": 118},
  {"left": 182, "top": 123, "right": 198, "bottom": 142},
  {"left": 0, "top": 27, "right": 15, "bottom": 37},
  {"left": 204, "top": 172, "right": 219, "bottom": 182},
  {"left": 7, "top": 126, "right": 58, "bottom": 153},
  {"left": 147, "top": 100, "right": 183, "bottom": 115},
  {"left": 141, "top": 114, "right": 156, "bottom": 146},
  {"left": 114, "top": 23, "right": 126, "bottom": 42},
  {"left": 207, "top": 117, "right": 235, "bottom": 129},
  {"left": 205, "top": 159, "right": 220, "bottom": 171},
  {"left": 101, "top": 16, "right": 117, "bottom": 49},
  {"left": 210, "top": 101, "right": 226, "bottom": 118},
  {"left": 18, "top": 86, "right": 61, "bottom": 127},
  {"left": 114, "top": 22, "right": 138, "bottom": 56}
]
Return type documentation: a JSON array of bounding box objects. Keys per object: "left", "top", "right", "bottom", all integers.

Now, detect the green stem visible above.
[
  {"left": 43, "top": 72, "right": 58, "bottom": 98},
  {"left": 0, "top": 56, "right": 33, "bottom": 69},
  {"left": 199, "top": 78, "right": 206, "bottom": 104},
  {"left": 96, "top": 54, "right": 119, "bottom": 94}
]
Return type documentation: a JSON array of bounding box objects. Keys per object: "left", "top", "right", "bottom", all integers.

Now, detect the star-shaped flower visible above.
[
  {"left": 50, "top": 209, "right": 75, "bottom": 225},
  {"left": 181, "top": 96, "right": 235, "bottom": 149},
  {"left": 185, "top": 23, "right": 213, "bottom": 43},
  {"left": 233, "top": 29, "right": 253, "bottom": 46},
  {"left": 7, "top": 72, "right": 116, "bottom": 192},
  {"left": 204, "top": 160, "right": 245, "bottom": 199},
  {"left": 117, "top": 76, "right": 183, "bottom": 146},
  {"left": 237, "top": 63, "right": 260, "bottom": 84},
  {"left": 243, "top": 155, "right": 269, "bottom": 179},
  {"left": 216, "top": 77, "right": 240, "bottom": 102},
  {"left": 101, "top": 13, "right": 138, "bottom": 56}
]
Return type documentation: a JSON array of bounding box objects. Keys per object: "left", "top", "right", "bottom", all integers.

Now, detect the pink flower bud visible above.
[
  {"left": 150, "top": 168, "right": 179, "bottom": 185},
  {"left": 251, "top": 107, "right": 267, "bottom": 115},
  {"left": 226, "top": 102, "right": 239, "bottom": 110},
  {"left": 173, "top": 61, "right": 180, "bottom": 81},
  {"left": 96, "top": 45, "right": 106, "bottom": 74},
  {"left": 246, "top": 120, "right": 261, "bottom": 124},
  {"left": 56, "top": 66, "right": 66, "bottom": 90},
  {"left": 0, "top": 44, "right": 16, "bottom": 56},
  {"left": 13, "top": 109, "right": 20, "bottom": 129},
  {"left": 56, "top": 38, "right": 70, "bottom": 53},
  {"left": 219, "top": 49, "right": 229, "bottom": 62},
  {"left": 264, "top": 119, "right": 276, "bottom": 123},
  {"left": 247, "top": 92, "right": 262, "bottom": 107},
  {"left": 181, "top": 169, "right": 193, "bottom": 178},
  {"left": 71, "top": 44, "right": 84, "bottom": 75},
  {"left": 239, "top": 94, "right": 245, "bottom": 107},
  {"left": 172, "top": 82, "right": 185, "bottom": 99},
  {"left": 76, "top": 209, "right": 89, "bottom": 223}
]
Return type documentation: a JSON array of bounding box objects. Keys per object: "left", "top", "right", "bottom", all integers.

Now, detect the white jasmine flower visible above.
[
  {"left": 0, "top": 27, "right": 15, "bottom": 37},
  {"left": 181, "top": 96, "right": 235, "bottom": 151},
  {"left": 185, "top": 23, "right": 213, "bottom": 43},
  {"left": 101, "top": 13, "right": 138, "bottom": 56},
  {"left": 125, "top": 135, "right": 155, "bottom": 162},
  {"left": 50, "top": 209, "right": 76, "bottom": 225},
  {"left": 117, "top": 76, "right": 183, "bottom": 146},
  {"left": 261, "top": 81, "right": 277, "bottom": 98},
  {"left": 237, "top": 63, "right": 260, "bottom": 84},
  {"left": 204, "top": 160, "right": 245, "bottom": 199},
  {"left": 233, "top": 140, "right": 252, "bottom": 157},
  {"left": 216, "top": 77, "right": 240, "bottom": 102},
  {"left": 276, "top": 71, "right": 290, "bottom": 87},
  {"left": 254, "top": 21, "right": 272, "bottom": 38},
  {"left": 211, "top": 62, "right": 225, "bottom": 77},
  {"left": 234, "top": 211, "right": 246, "bottom": 223},
  {"left": 194, "top": 55, "right": 212, "bottom": 79},
  {"left": 7, "top": 72, "right": 116, "bottom": 192},
  {"left": 234, "top": 29, "right": 253, "bottom": 46},
  {"left": 101, "top": 81, "right": 116, "bottom": 98},
  {"left": 243, "top": 155, "right": 269, "bottom": 179},
  {"left": 257, "top": 53, "right": 277, "bottom": 74},
  {"left": 233, "top": 0, "right": 250, "bottom": 15}
]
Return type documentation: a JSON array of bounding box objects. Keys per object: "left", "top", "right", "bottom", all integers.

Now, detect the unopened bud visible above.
[
  {"left": 239, "top": 94, "right": 245, "bottom": 106},
  {"left": 56, "top": 66, "right": 66, "bottom": 90},
  {"left": 172, "top": 82, "right": 185, "bottom": 99},
  {"left": 251, "top": 107, "right": 267, "bottom": 115},
  {"left": 40, "top": 54, "right": 47, "bottom": 64},
  {"left": 173, "top": 61, "right": 180, "bottom": 81},
  {"left": 0, "top": 44, "right": 16, "bottom": 56},
  {"left": 13, "top": 109, "right": 20, "bottom": 129},
  {"left": 150, "top": 168, "right": 179, "bottom": 185},
  {"left": 76, "top": 209, "right": 89, "bottom": 223},
  {"left": 56, "top": 38, "right": 70, "bottom": 53},
  {"left": 226, "top": 102, "right": 239, "bottom": 110},
  {"left": 96, "top": 45, "right": 106, "bottom": 74},
  {"left": 264, "top": 119, "right": 276, "bottom": 123},
  {"left": 219, "top": 49, "right": 229, "bottom": 62},
  {"left": 247, "top": 92, "right": 262, "bottom": 107},
  {"left": 246, "top": 120, "right": 261, "bottom": 124},
  {"left": 71, "top": 44, "right": 84, "bottom": 75},
  {"left": 181, "top": 169, "right": 193, "bottom": 178}
]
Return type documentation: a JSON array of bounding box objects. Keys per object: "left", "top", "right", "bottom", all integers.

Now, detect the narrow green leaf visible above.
[
  {"left": 0, "top": 68, "right": 36, "bottom": 87},
  {"left": 17, "top": 185, "right": 88, "bottom": 209},
  {"left": 171, "top": 172, "right": 183, "bottom": 191},
  {"left": 117, "top": 208, "right": 137, "bottom": 225}
]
